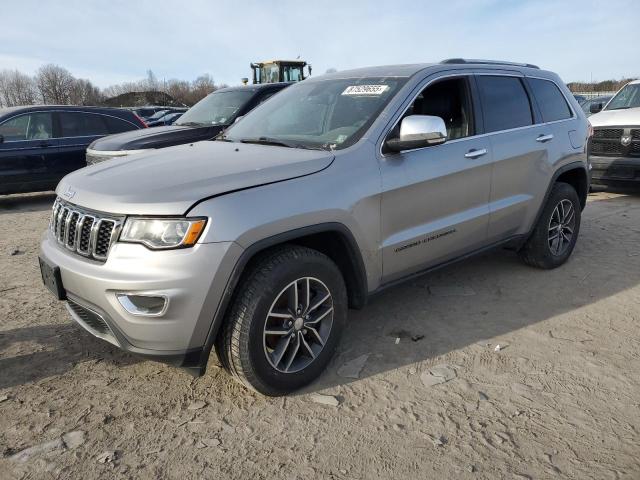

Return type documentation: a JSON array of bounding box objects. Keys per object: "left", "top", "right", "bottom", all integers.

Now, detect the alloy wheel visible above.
[
  {"left": 548, "top": 199, "right": 575, "bottom": 256},
  {"left": 263, "top": 277, "right": 334, "bottom": 373}
]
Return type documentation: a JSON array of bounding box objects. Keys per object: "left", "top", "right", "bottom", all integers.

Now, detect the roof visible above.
[
  {"left": 313, "top": 59, "right": 546, "bottom": 82},
  {"left": 0, "top": 105, "right": 130, "bottom": 115}
]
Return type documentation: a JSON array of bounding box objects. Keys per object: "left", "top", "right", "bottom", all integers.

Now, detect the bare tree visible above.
[
  {"left": 68, "top": 78, "right": 103, "bottom": 105},
  {"left": 35, "top": 64, "right": 75, "bottom": 104},
  {"left": 0, "top": 69, "right": 37, "bottom": 107}
]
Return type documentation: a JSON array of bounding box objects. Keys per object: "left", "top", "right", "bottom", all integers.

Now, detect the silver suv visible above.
[{"left": 39, "top": 59, "right": 590, "bottom": 395}]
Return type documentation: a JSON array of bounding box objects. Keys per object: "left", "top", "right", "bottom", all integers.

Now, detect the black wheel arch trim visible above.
[
  {"left": 192, "top": 222, "right": 369, "bottom": 375},
  {"left": 518, "top": 161, "right": 588, "bottom": 250}
]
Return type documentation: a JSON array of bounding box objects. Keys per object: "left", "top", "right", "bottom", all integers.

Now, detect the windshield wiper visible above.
[
  {"left": 239, "top": 137, "right": 305, "bottom": 149},
  {"left": 607, "top": 106, "right": 631, "bottom": 110}
]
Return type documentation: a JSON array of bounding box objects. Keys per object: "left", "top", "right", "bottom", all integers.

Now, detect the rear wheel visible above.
[
  {"left": 217, "top": 245, "right": 347, "bottom": 396},
  {"left": 519, "top": 182, "right": 581, "bottom": 269}
]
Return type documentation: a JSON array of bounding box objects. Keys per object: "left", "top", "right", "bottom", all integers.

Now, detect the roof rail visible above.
[{"left": 440, "top": 58, "right": 540, "bottom": 69}]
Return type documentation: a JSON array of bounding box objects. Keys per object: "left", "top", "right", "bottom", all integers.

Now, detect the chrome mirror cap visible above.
[{"left": 386, "top": 115, "right": 448, "bottom": 153}]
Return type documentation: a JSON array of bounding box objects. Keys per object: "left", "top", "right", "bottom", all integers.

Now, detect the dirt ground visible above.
[{"left": 0, "top": 190, "right": 639, "bottom": 479}]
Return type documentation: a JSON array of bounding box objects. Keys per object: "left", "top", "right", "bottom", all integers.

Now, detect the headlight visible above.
[{"left": 120, "top": 217, "right": 207, "bottom": 249}]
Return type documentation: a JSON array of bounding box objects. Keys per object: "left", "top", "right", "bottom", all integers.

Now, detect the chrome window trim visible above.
[{"left": 379, "top": 71, "right": 575, "bottom": 158}]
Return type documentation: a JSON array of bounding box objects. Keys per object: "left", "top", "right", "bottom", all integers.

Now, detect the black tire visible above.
[
  {"left": 216, "top": 245, "right": 347, "bottom": 396},
  {"left": 519, "top": 181, "right": 581, "bottom": 269}
]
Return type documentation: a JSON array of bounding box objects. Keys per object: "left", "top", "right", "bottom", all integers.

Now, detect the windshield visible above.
[
  {"left": 223, "top": 77, "right": 406, "bottom": 150},
  {"left": 147, "top": 110, "right": 172, "bottom": 121},
  {"left": 176, "top": 90, "right": 254, "bottom": 126},
  {"left": 605, "top": 83, "right": 640, "bottom": 110}
]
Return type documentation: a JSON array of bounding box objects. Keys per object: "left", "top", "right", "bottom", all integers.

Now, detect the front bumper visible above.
[
  {"left": 40, "top": 230, "right": 242, "bottom": 365},
  {"left": 590, "top": 155, "right": 640, "bottom": 188}
]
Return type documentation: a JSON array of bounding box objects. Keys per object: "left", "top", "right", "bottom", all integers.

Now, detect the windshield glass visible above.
[
  {"left": 223, "top": 77, "right": 406, "bottom": 150},
  {"left": 605, "top": 84, "right": 640, "bottom": 110},
  {"left": 176, "top": 90, "right": 254, "bottom": 126}
]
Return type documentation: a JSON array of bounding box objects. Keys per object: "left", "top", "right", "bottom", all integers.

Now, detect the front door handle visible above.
[
  {"left": 536, "top": 134, "right": 554, "bottom": 143},
  {"left": 464, "top": 148, "right": 487, "bottom": 159}
]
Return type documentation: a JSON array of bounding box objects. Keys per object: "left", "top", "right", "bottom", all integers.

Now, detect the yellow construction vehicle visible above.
[{"left": 243, "top": 60, "right": 312, "bottom": 85}]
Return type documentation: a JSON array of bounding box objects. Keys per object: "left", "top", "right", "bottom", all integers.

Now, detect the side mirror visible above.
[
  {"left": 385, "top": 115, "right": 447, "bottom": 153},
  {"left": 590, "top": 103, "right": 603, "bottom": 114}
]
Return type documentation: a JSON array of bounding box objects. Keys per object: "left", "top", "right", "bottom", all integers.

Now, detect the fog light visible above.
[{"left": 116, "top": 294, "right": 168, "bottom": 316}]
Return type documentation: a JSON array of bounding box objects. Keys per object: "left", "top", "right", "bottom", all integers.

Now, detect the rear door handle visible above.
[
  {"left": 464, "top": 148, "right": 487, "bottom": 159},
  {"left": 536, "top": 134, "right": 554, "bottom": 143}
]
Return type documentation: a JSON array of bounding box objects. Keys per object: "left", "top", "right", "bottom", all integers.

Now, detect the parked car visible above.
[
  {"left": 580, "top": 95, "right": 612, "bottom": 116},
  {"left": 131, "top": 106, "right": 171, "bottom": 121},
  {"left": 588, "top": 80, "right": 640, "bottom": 190},
  {"left": 573, "top": 94, "right": 587, "bottom": 104},
  {"left": 0, "top": 106, "right": 146, "bottom": 195},
  {"left": 39, "top": 60, "right": 589, "bottom": 395},
  {"left": 146, "top": 111, "right": 183, "bottom": 127},
  {"left": 86, "top": 83, "right": 289, "bottom": 165}
]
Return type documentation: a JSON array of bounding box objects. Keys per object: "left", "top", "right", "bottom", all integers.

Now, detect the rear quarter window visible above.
[
  {"left": 476, "top": 76, "right": 533, "bottom": 133},
  {"left": 104, "top": 115, "right": 137, "bottom": 133},
  {"left": 528, "top": 78, "right": 572, "bottom": 122}
]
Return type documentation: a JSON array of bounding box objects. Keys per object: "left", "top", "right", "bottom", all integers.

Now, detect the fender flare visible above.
[{"left": 194, "top": 222, "right": 369, "bottom": 374}]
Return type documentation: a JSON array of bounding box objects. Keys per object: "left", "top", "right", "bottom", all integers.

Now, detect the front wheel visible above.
[
  {"left": 217, "top": 245, "right": 347, "bottom": 396},
  {"left": 519, "top": 182, "right": 581, "bottom": 269}
]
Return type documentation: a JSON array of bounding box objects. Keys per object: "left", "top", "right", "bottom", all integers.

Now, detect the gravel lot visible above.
[{"left": 1, "top": 190, "right": 639, "bottom": 479}]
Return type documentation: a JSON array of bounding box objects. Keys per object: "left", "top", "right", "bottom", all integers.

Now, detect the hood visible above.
[
  {"left": 57, "top": 141, "right": 334, "bottom": 215},
  {"left": 90, "top": 124, "right": 223, "bottom": 151},
  {"left": 588, "top": 107, "right": 640, "bottom": 127}
]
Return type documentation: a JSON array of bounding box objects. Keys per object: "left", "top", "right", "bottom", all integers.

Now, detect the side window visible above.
[
  {"left": 104, "top": 116, "right": 136, "bottom": 134},
  {"left": 528, "top": 78, "right": 572, "bottom": 122},
  {"left": 401, "top": 77, "right": 474, "bottom": 140},
  {"left": 0, "top": 113, "right": 53, "bottom": 141},
  {"left": 59, "top": 112, "right": 109, "bottom": 137},
  {"left": 476, "top": 76, "right": 533, "bottom": 133}
]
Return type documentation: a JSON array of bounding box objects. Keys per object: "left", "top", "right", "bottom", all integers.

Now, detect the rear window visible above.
[
  {"left": 476, "top": 76, "right": 533, "bottom": 133},
  {"left": 528, "top": 78, "right": 572, "bottom": 122},
  {"left": 104, "top": 115, "right": 137, "bottom": 134},
  {"left": 59, "top": 112, "right": 109, "bottom": 137}
]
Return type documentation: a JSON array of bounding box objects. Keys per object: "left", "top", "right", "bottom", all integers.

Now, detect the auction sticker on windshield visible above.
[{"left": 342, "top": 85, "right": 390, "bottom": 96}]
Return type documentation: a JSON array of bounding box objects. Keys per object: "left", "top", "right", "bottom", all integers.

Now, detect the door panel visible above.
[
  {"left": 380, "top": 137, "right": 492, "bottom": 282},
  {"left": 486, "top": 125, "right": 551, "bottom": 241},
  {"left": 0, "top": 139, "right": 60, "bottom": 194}
]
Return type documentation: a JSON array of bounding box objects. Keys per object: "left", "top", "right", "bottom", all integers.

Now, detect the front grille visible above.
[
  {"left": 68, "top": 299, "right": 111, "bottom": 335},
  {"left": 591, "top": 127, "right": 640, "bottom": 158},
  {"left": 591, "top": 141, "right": 623, "bottom": 156},
  {"left": 593, "top": 128, "right": 623, "bottom": 139},
  {"left": 50, "top": 198, "right": 123, "bottom": 262}
]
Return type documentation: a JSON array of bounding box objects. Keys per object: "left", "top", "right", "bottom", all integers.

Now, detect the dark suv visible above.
[
  {"left": 0, "top": 105, "right": 145, "bottom": 195},
  {"left": 85, "top": 83, "right": 289, "bottom": 165}
]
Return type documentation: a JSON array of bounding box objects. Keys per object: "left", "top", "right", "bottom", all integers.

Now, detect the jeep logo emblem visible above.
[
  {"left": 62, "top": 186, "right": 76, "bottom": 199},
  {"left": 621, "top": 135, "right": 632, "bottom": 147}
]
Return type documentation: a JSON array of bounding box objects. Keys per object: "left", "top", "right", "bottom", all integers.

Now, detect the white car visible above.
[{"left": 588, "top": 80, "right": 640, "bottom": 189}]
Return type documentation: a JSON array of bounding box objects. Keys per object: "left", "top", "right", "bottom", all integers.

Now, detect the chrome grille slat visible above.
[{"left": 49, "top": 198, "right": 123, "bottom": 262}]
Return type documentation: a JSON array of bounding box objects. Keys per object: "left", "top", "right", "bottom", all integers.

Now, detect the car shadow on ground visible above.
[
  {"left": 0, "top": 323, "right": 140, "bottom": 390},
  {"left": 0, "top": 192, "right": 56, "bottom": 215},
  {"left": 298, "top": 192, "right": 640, "bottom": 394}
]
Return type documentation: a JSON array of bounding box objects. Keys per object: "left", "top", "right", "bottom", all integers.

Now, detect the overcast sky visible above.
[{"left": 1, "top": 0, "right": 638, "bottom": 88}]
